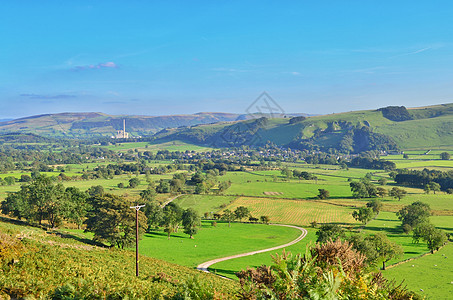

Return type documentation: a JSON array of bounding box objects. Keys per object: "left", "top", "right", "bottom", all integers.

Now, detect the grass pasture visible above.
[
  {"left": 139, "top": 220, "right": 302, "bottom": 268},
  {"left": 224, "top": 197, "right": 359, "bottom": 226},
  {"left": 173, "top": 194, "right": 237, "bottom": 215},
  {"left": 210, "top": 229, "right": 318, "bottom": 279},
  {"left": 222, "top": 172, "right": 353, "bottom": 199},
  {"left": 383, "top": 243, "right": 453, "bottom": 300}
]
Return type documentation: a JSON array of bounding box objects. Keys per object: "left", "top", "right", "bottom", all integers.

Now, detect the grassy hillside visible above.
[
  {"left": 0, "top": 112, "right": 241, "bottom": 138},
  {"left": 153, "top": 103, "right": 453, "bottom": 151},
  {"left": 0, "top": 219, "right": 238, "bottom": 299}
]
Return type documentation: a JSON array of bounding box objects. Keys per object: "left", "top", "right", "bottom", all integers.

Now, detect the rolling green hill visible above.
[
  {"left": 0, "top": 112, "right": 241, "bottom": 138},
  {"left": 152, "top": 103, "right": 453, "bottom": 151},
  {"left": 0, "top": 112, "right": 312, "bottom": 139}
]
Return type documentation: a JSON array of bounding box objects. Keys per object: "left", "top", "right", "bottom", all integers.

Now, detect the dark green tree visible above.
[
  {"left": 87, "top": 185, "right": 104, "bottom": 197},
  {"left": 162, "top": 202, "right": 183, "bottom": 239},
  {"left": 397, "top": 201, "right": 431, "bottom": 229},
  {"left": 144, "top": 200, "right": 163, "bottom": 230},
  {"left": 182, "top": 208, "right": 201, "bottom": 239},
  {"left": 317, "top": 189, "right": 330, "bottom": 200},
  {"left": 221, "top": 209, "right": 235, "bottom": 227},
  {"left": 366, "top": 199, "right": 383, "bottom": 215},
  {"left": 369, "top": 232, "right": 403, "bottom": 270},
  {"left": 65, "top": 187, "right": 89, "bottom": 229},
  {"left": 128, "top": 177, "right": 140, "bottom": 188},
  {"left": 234, "top": 206, "right": 250, "bottom": 222},
  {"left": 388, "top": 187, "right": 407, "bottom": 201},
  {"left": 84, "top": 193, "right": 147, "bottom": 248},
  {"left": 316, "top": 224, "right": 346, "bottom": 243},
  {"left": 440, "top": 152, "right": 451, "bottom": 160},
  {"left": 352, "top": 207, "right": 374, "bottom": 224}
]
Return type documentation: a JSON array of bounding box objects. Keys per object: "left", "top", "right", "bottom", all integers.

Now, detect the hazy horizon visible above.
[{"left": 1, "top": 1, "right": 452, "bottom": 118}]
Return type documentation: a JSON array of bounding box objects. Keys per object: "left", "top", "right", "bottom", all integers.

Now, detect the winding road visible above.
[{"left": 197, "top": 224, "right": 308, "bottom": 273}]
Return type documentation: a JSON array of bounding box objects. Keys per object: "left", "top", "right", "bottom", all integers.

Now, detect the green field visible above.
[
  {"left": 210, "top": 229, "right": 318, "bottom": 279},
  {"left": 173, "top": 194, "right": 237, "bottom": 215},
  {"left": 383, "top": 243, "right": 453, "bottom": 300},
  {"left": 138, "top": 221, "right": 302, "bottom": 268}
]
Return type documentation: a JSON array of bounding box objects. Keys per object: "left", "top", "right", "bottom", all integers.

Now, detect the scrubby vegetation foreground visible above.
[
  {"left": 0, "top": 219, "right": 421, "bottom": 299},
  {"left": 0, "top": 220, "right": 238, "bottom": 299}
]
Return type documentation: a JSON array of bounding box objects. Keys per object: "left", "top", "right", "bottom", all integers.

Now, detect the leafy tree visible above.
[
  {"left": 349, "top": 180, "right": 377, "bottom": 198},
  {"left": 352, "top": 207, "right": 374, "bottom": 224},
  {"left": 65, "top": 187, "right": 89, "bottom": 229},
  {"left": 366, "top": 199, "right": 383, "bottom": 215},
  {"left": 139, "top": 188, "right": 156, "bottom": 202},
  {"left": 440, "top": 152, "right": 451, "bottom": 160},
  {"left": 156, "top": 180, "right": 170, "bottom": 193},
  {"left": 428, "top": 182, "right": 441, "bottom": 194},
  {"left": 20, "top": 174, "right": 32, "bottom": 182},
  {"left": 162, "top": 202, "right": 183, "bottom": 239},
  {"left": 423, "top": 184, "right": 431, "bottom": 194},
  {"left": 1, "top": 191, "right": 30, "bottom": 220},
  {"left": 1, "top": 175, "right": 68, "bottom": 227},
  {"left": 84, "top": 193, "right": 147, "bottom": 248},
  {"left": 388, "top": 187, "right": 407, "bottom": 201},
  {"left": 190, "top": 172, "right": 205, "bottom": 184},
  {"left": 128, "top": 177, "right": 140, "bottom": 188},
  {"left": 143, "top": 200, "right": 163, "bottom": 230},
  {"left": 396, "top": 201, "right": 431, "bottom": 229},
  {"left": 348, "top": 234, "right": 378, "bottom": 266},
  {"left": 317, "top": 189, "right": 330, "bottom": 200},
  {"left": 4, "top": 176, "right": 15, "bottom": 186},
  {"left": 221, "top": 209, "right": 235, "bottom": 227},
  {"left": 377, "top": 178, "right": 387, "bottom": 185},
  {"left": 376, "top": 187, "right": 387, "bottom": 198},
  {"left": 234, "top": 206, "right": 250, "bottom": 222},
  {"left": 369, "top": 232, "right": 403, "bottom": 270},
  {"left": 170, "top": 178, "right": 185, "bottom": 193},
  {"left": 316, "top": 224, "right": 345, "bottom": 243},
  {"left": 413, "top": 222, "right": 447, "bottom": 253},
  {"left": 182, "top": 208, "right": 201, "bottom": 238},
  {"left": 87, "top": 185, "right": 104, "bottom": 197},
  {"left": 260, "top": 215, "right": 270, "bottom": 224}
]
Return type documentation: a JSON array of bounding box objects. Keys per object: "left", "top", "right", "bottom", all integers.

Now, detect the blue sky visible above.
[{"left": 1, "top": 1, "right": 452, "bottom": 118}]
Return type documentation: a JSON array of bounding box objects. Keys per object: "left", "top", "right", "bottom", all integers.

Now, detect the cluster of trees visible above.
[
  {"left": 315, "top": 223, "right": 403, "bottom": 270},
  {"left": 1, "top": 175, "right": 89, "bottom": 228},
  {"left": 397, "top": 201, "right": 448, "bottom": 253},
  {"left": 280, "top": 167, "right": 317, "bottom": 181},
  {"left": 394, "top": 168, "right": 453, "bottom": 192},
  {"left": 144, "top": 202, "right": 202, "bottom": 239},
  {"left": 378, "top": 106, "right": 413, "bottom": 122},
  {"left": 349, "top": 178, "right": 407, "bottom": 200},
  {"left": 348, "top": 157, "right": 396, "bottom": 170},
  {"left": 210, "top": 206, "right": 269, "bottom": 227},
  {"left": 352, "top": 199, "right": 383, "bottom": 225}
]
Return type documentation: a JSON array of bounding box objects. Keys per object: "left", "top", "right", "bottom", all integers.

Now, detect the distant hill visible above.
[
  {"left": 0, "top": 111, "right": 312, "bottom": 138},
  {"left": 152, "top": 103, "right": 453, "bottom": 151}
]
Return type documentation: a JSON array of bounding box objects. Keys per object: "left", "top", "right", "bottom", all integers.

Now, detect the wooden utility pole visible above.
[{"left": 130, "top": 204, "right": 145, "bottom": 277}]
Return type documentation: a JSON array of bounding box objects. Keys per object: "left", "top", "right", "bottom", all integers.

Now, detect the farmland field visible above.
[{"left": 223, "top": 196, "right": 359, "bottom": 226}]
